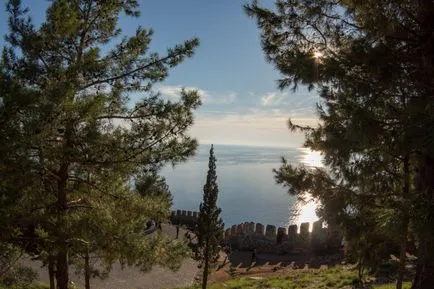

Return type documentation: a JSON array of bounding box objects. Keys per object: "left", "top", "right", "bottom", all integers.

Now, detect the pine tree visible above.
[
  {"left": 135, "top": 169, "right": 173, "bottom": 210},
  {"left": 195, "top": 145, "right": 224, "bottom": 289},
  {"left": 0, "top": 1, "right": 200, "bottom": 288},
  {"left": 245, "top": 1, "right": 434, "bottom": 288}
]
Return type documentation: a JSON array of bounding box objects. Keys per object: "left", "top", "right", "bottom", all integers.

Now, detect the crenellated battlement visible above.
[
  {"left": 170, "top": 210, "right": 199, "bottom": 229},
  {"left": 170, "top": 210, "right": 343, "bottom": 255},
  {"left": 224, "top": 221, "right": 342, "bottom": 254}
]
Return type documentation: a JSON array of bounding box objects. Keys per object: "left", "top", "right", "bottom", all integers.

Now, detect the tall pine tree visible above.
[
  {"left": 196, "top": 145, "right": 224, "bottom": 289},
  {"left": 0, "top": 1, "right": 200, "bottom": 288},
  {"left": 245, "top": 1, "right": 434, "bottom": 288}
]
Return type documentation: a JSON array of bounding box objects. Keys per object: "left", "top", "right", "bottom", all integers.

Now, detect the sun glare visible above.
[
  {"left": 300, "top": 149, "right": 324, "bottom": 168},
  {"left": 313, "top": 51, "right": 323, "bottom": 59},
  {"left": 288, "top": 193, "right": 320, "bottom": 232}
]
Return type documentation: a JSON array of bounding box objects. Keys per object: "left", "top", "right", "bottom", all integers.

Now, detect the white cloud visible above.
[
  {"left": 158, "top": 85, "right": 236, "bottom": 104},
  {"left": 259, "top": 90, "right": 320, "bottom": 113},
  {"left": 158, "top": 85, "right": 209, "bottom": 100},
  {"left": 189, "top": 111, "right": 319, "bottom": 148},
  {"left": 158, "top": 85, "right": 182, "bottom": 99},
  {"left": 260, "top": 91, "right": 288, "bottom": 106},
  {"left": 155, "top": 85, "right": 320, "bottom": 147}
]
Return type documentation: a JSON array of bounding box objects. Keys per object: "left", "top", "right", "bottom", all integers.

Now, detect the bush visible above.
[
  {"left": 0, "top": 284, "right": 49, "bottom": 289},
  {"left": 0, "top": 265, "right": 37, "bottom": 287}
]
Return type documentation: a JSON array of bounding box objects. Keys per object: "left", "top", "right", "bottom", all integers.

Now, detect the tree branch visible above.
[
  {"left": 79, "top": 52, "right": 180, "bottom": 91},
  {"left": 96, "top": 113, "right": 153, "bottom": 120}
]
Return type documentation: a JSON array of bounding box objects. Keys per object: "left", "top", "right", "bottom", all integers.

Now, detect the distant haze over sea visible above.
[{"left": 162, "top": 144, "right": 321, "bottom": 228}]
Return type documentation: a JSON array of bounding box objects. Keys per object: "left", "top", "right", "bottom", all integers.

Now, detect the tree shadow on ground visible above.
[{"left": 227, "top": 251, "right": 343, "bottom": 270}]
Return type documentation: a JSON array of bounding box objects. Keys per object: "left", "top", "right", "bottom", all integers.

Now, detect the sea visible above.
[{"left": 161, "top": 144, "right": 320, "bottom": 229}]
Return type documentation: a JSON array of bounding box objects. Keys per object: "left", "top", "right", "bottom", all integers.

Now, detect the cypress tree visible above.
[{"left": 196, "top": 145, "right": 224, "bottom": 289}]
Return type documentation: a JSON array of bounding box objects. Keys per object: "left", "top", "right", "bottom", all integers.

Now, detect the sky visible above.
[{"left": 0, "top": 0, "right": 320, "bottom": 148}]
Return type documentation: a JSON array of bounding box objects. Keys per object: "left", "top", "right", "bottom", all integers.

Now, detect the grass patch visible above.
[
  {"left": 179, "top": 267, "right": 412, "bottom": 289},
  {"left": 373, "top": 282, "right": 411, "bottom": 289},
  {"left": 180, "top": 266, "right": 360, "bottom": 289}
]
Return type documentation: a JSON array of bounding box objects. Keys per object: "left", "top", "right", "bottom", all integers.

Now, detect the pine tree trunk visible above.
[
  {"left": 55, "top": 117, "right": 74, "bottom": 289},
  {"left": 411, "top": 156, "right": 434, "bottom": 289},
  {"left": 396, "top": 219, "right": 408, "bottom": 289},
  {"left": 411, "top": 262, "right": 434, "bottom": 289},
  {"left": 85, "top": 248, "right": 90, "bottom": 289},
  {"left": 56, "top": 250, "right": 69, "bottom": 289},
  {"left": 397, "top": 157, "right": 410, "bottom": 289},
  {"left": 48, "top": 256, "right": 56, "bottom": 289},
  {"left": 411, "top": 1, "right": 434, "bottom": 288},
  {"left": 56, "top": 160, "right": 70, "bottom": 289}
]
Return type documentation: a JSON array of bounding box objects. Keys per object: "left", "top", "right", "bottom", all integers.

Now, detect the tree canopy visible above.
[
  {"left": 0, "top": 1, "right": 201, "bottom": 288},
  {"left": 246, "top": 1, "right": 434, "bottom": 288}
]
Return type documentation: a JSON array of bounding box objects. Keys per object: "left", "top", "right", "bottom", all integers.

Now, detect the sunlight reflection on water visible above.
[
  {"left": 288, "top": 194, "right": 320, "bottom": 231},
  {"left": 298, "top": 148, "right": 324, "bottom": 168},
  {"left": 164, "top": 145, "right": 324, "bottom": 228},
  {"left": 292, "top": 148, "right": 324, "bottom": 230}
]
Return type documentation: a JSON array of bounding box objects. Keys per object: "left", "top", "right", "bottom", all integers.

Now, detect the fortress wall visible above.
[
  {"left": 170, "top": 210, "right": 342, "bottom": 255},
  {"left": 224, "top": 220, "right": 342, "bottom": 254},
  {"left": 170, "top": 210, "right": 199, "bottom": 228}
]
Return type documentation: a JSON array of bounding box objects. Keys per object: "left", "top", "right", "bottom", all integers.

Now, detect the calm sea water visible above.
[{"left": 161, "top": 144, "right": 319, "bottom": 228}]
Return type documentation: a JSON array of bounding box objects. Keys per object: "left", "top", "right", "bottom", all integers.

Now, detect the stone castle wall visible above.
[
  {"left": 224, "top": 221, "right": 342, "bottom": 254},
  {"left": 170, "top": 210, "right": 343, "bottom": 254},
  {"left": 170, "top": 210, "right": 199, "bottom": 228}
]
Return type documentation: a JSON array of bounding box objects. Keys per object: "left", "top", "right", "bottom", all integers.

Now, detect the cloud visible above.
[
  {"left": 260, "top": 92, "right": 287, "bottom": 106},
  {"left": 189, "top": 111, "right": 320, "bottom": 148},
  {"left": 155, "top": 85, "right": 320, "bottom": 147},
  {"left": 158, "top": 85, "right": 209, "bottom": 100},
  {"left": 259, "top": 90, "right": 320, "bottom": 111},
  {"left": 158, "top": 85, "right": 236, "bottom": 104}
]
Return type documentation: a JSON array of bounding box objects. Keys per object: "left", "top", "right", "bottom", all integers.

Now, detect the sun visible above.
[{"left": 313, "top": 51, "right": 323, "bottom": 59}]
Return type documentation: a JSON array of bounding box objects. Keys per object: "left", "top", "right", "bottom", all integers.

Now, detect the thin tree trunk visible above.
[
  {"left": 411, "top": 0, "right": 434, "bottom": 287},
  {"left": 202, "top": 240, "right": 209, "bottom": 289},
  {"left": 411, "top": 155, "right": 434, "bottom": 289},
  {"left": 84, "top": 248, "right": 90, "bottom": 289},
  {"left": 55, "top": 117, "right": 74, "bottom": 289},
  {"left": 397, "top": 219, "right": 408, "bottom": 289},
  {"left": 397, "top": 156, "right": 410, "bottom": 289},
  {"left": 48, "top": 255, "right": 56, "bottom": 289},
  {"left": 85, "top": 173, "right": 91, "bottom": 289},
  {"left": 358, "top": 256, "right": 364, "bottom": 282},
  {"left": 56, "top": 250, "right": 69, "bottom": 289},
  {"left": 56, "top": 160, "right": 70, "bottom": 289}
]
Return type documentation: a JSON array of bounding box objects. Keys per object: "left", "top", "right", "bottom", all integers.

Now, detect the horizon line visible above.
[{"left": 197, "top": 141, "right": 303, "bottom": 149}]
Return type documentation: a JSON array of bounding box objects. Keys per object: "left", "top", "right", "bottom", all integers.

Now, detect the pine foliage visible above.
[
  {"left": 245, "top": 1, "right": 434, "bottom": 288},
  {"left": 0, "top": 1, "right": 201, "bottom": 288}
]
